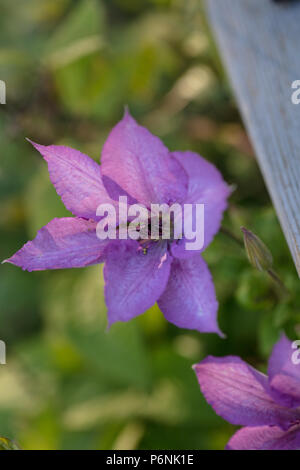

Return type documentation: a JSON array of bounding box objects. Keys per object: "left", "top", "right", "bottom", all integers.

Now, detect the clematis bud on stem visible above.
[
  {"left": 241, "top": 227, "right": 273, "bottom": 271},
  {"left": 241, "top": 227, "right": 289, "bottom": 297}
]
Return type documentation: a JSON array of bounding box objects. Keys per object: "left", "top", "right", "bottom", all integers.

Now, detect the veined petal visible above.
[
  {"left": 101, "top": 174, "right": 138, "bottom": 206},
  {"left": 101, "top": 110, "right": 188, "bottom": 206},
  {"left": 193, "top": 356, "right": 300, "bottom": 428},
  {"left": 104, "top": 240, "right": 171, "bottom": 326},
  {"left": 4, "top": 218, "right": 109, "bottom": 271},
  {"left": 227, "top": 424, "right": 300, "bottom": 450},
  {"left": 157, "top": 256, "right": 223, "bottom": 336},
  {"left": 267, "top": 333, "right": 300, "bottom": 408},
  {"left": 171, "top": 151, "right": 230, "bottom": 258},
  {"left": 29, "top": 141, "right": 114, "bottom": 220}
]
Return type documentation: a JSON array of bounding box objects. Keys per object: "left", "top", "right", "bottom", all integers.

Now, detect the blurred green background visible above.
[{"left": 0, "top": 0, "right": 299, "bottom": 450}]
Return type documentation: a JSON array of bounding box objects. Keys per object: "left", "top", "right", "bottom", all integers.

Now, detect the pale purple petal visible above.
[
  {"left": 267, "top": 333, "right": 300, "bottom": 408},
  {"left": 101, "top": 174, "right": 138, "bottom": 206},
  {"left": 171, "top": 151, "right": 230, "bottom": 258},
  {"left": 4, "top": 218, "right": 109, "bottom": 271},
  {"left": 227, "top": 424, "right": 300, "bottom": 450},
  {"left": 101, "top": 110, "right": 188, "bottom": 206},
  {"left": 29, "top": 140, "right": 114, "bottom": 220},
  {"left": 193, "top": 356, "right": 300, "bottom": 428},
  {"left": 157, "top": 256, "right": 223, "bottom": 336},
  {"left": 104, "top": 240, "right": 172, "bottom": 326}
]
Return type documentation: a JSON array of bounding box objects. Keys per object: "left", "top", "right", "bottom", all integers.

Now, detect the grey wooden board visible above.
[{"left": 205, "top": 0, "right": 300, "bottom": 276}]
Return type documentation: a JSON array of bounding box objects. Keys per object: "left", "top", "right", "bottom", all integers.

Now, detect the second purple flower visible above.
[{"left": 194, "top": 333, "right": 300, "bottom": 449}]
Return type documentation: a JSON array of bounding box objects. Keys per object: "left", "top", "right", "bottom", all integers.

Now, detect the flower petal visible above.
[
  {"left": 157, "top": 256, "right": 223, "bottom": 335},
  {"left": 267, "top": 333, "right": 300, "bottom": 408},
  {"left": 4, "top": 218, "right": 109, "bottom": 271},
  {"left": 227, "top": 424, "right": 300, "bottom": 450},
  {"left": 193, "top": 356, "right": 300, "bottom": 428},
  {"left": 101, "top": 110, "right": 188, "bottom": 206},
  {"left": 29, "top": 141, "right": 114, "bottom": 220},
  {"left": 171, "top": 151, "right": 230, "bottom": 258},
  {"left": 104, "top": 240, "right": 172, "bottom": 326},
  {"left": 101, "top": 174, "right": 138, "bottom": 206}
]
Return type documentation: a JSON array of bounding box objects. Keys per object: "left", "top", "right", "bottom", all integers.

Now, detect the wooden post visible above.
[
  {"left": 205, "top": 0, "right": 300, "bottom": 276},
  {"left": 0, "top": 80, "right": 6, "bottom": 105}
]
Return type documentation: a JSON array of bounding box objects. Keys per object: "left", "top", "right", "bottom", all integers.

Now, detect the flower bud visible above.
[{"left": 241, "top": 227, "right": 273, "bottom": 272}]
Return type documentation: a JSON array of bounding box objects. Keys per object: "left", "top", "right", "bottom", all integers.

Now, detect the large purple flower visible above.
[
  {"left": 194, "top": 333, "right": 300, "bottom": 450},
  {"left": 4, "top": 110, "right": 229, "bottom": 334}
]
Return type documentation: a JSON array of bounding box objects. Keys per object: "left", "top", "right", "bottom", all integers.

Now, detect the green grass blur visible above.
[{"left": 0, "top": 0, "right": 299, "bottom": 450}]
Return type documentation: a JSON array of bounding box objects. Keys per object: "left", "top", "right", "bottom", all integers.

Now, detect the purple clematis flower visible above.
[
  {"left": 193, "top": 333, "right": 300, "bottom": 450},
  {"left": 4, "top": 110, "right": 229, "bottom": 334}
]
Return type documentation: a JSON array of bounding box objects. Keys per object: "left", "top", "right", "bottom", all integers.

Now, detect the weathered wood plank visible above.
[{"left": 205, "top": 0, "right": 300, "bottom": 275}]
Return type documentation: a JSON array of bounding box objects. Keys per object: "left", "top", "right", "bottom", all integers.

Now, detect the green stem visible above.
[
  {"left": 267, "top": 268, "right": 290, "bottom": 299},
  {"left": 220, "top": 226, "right": 244, "bottom": 248},
  {"left": 220, "top": 226, "right": 289, "bottom": 299}
]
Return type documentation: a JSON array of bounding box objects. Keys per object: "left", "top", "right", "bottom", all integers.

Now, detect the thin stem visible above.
[
  {"left": 267, "top": 268, "right": 290, "bottom": 299},
  {"left": 221, "top": 226, "right": 289, "bottom": 299},
  {"left": 220, "top": 226, "right": 244, "bottom": 248}
]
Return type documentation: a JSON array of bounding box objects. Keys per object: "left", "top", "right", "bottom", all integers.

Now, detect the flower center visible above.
[{"left": 137, "top": 214, "right": 175, "bottom": 254}]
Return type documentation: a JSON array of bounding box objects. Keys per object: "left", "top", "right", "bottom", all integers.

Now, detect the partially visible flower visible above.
[
  {"left": 4, "top": 110, "right": 229, "bottom": 335},
  {"left": 193, "top": 333, "right": 300, "bottom": 450}
]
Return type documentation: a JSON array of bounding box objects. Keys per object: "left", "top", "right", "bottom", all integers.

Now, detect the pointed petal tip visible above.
[
  {"left": 106, "top": 313, "right": 117, "bottom": 331},
  {"left": 210, "top": 322, "right": 226, "bottom": 339},
  {"left": 191, "top": 363, "right": 200, "bottom": 372},
  {"left": 196, "top": 326, "right": 225, "bottom": 338},
  {"left": 26, "top": 137, "right": 37, "bottom": 146},
  {"left": 193, "top": 355, "right": 214, "bottom": 368},
  {"left": 2, "top": 254, "right": 27, "bottom": 270},
  {"left": 2, "top": 256, "right": 28, "bottom": 270},
  {"left": 217, "top": 329, "right": 226, "bottom": 339},
  {"left": 123, "top": 104, "right": 130, "bottom": 117},
  {"left": 122, "top": 105, "right": 135, "bottom": 124},
  {"left": 2, "top": 256, "right": 17, "bottom": 266},
  {"left": 228, "top": 183, "right": 236, "bottom": 194},
  {"left": 26, "top": 138, "right": 45, "bottom": 152},
  {"left": 279, "top": 330, "right": 288, "bottom": 341}
]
